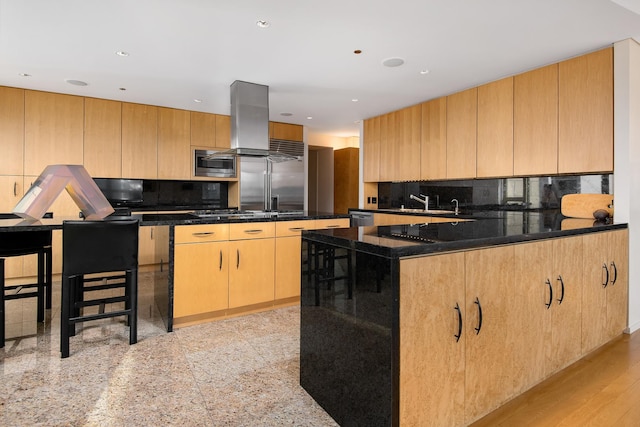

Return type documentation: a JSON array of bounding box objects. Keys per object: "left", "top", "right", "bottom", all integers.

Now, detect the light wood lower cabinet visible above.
[
  {"left": 314, "top": 218, "right": 350, "bottom": 229},
  {"left": 399, "top": 230, "right": 627, "bottom": 426},
  {"left": 173, "top": 224, "right": 230, "bottom": 318},
  {"left": 228, "top": 237, "right": 275, "bottom": 308},
  {"left": 275, "top": 220, "right": 317, "bottom": 300}
]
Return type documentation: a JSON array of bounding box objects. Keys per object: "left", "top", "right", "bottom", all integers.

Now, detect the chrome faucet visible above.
[
  {"left": 451, "top": 198, "right": 459, "bottom": 215},
  {"left": 410, "top": 194, "right": 429, "bottom": 211}
]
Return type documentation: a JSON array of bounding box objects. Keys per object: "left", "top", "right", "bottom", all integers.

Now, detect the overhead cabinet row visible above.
[
  {"left": 364, "top": 48, "right": 613, "bottom": 182},
  {"left": 0, "top": 87, "right": 303, "bottom": 180}
]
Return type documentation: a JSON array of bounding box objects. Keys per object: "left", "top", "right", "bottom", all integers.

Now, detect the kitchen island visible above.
[
  {"left": 0, "top": 210, "right": 350, "bottom": 332},
  {"left": 300, "top": 212, "right": 628, "bottom": 426}
]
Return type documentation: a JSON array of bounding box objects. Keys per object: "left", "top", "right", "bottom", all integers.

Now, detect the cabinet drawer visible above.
[
  {"left": 315, "top": 218, "right": 350, "bottom": 229},
  {"left": 229, "top": 222, "right": 275, "bottom": 240},
  {"left": 175, "top": 224, "right": 229, "bottom": 243},
  {"left": 275, "top": 220, "right": 317, "bottom": 237}
]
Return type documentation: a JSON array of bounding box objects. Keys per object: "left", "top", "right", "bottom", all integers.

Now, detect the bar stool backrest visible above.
[{"left": 62, "top": 220, "right": 139, "bottom": 276}]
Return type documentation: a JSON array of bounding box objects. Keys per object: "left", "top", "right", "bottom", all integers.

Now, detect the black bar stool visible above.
[
  {"left": 310, "top": 242, "right": 353, "bottom": 306},
  {"left": 60, "top": 219, "right": 139, "bottom": 358},
  {"left": 1, "top": 227, "right": 52, "bottom": 348}
]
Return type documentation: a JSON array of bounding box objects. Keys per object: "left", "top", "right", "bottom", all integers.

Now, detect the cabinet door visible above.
[
  {"left": 363, "top": 116, "right": 380, "bottom": 182},
  {"left": 275, "top": 236, "right": 302, "bottom": 300},
  {"left": 513, "top": 64, "right": 558, "bottom": 176},
  {"left": 228, "top": 238, "right": 275, "bottom": 308},
  {"left": 581, "top": 231, "right": 610, "bottom": 354},
  {"left": 122, "top": 103, "right": 157, "bottom": 179},
  {"left": 396, "top": 105, "right": 421, "bottom": 181},
  {"left": 0, "top": 86, "right": 25, "bottom": 176},
  {"left": 190, "top": 111, "right": 217, "bottom": 148},
  {"left": 399, "top": 253, "right": 465, "bottom": 427},
  {"left": 464, "top": 245, "right": 515, "bottom": 423},
  {"left": 558, "top": 48, "right": 613, "bottom": 173},
  {"left": 477, "top": 77, "right": 513, "bottom": 178},
  {"left": 24, "top": 90, "right": 84, "bottom": 176},
  {"left": 605, "top": 229, "right": 629, "bottom": 341},
  {"left": 548, "top": 235, "right": 583, "bottom": 375},
  {"left": 174, "top": 241, "right": 229, "bottom": 317},
  {"left": 270, "top": 122, "right": 303, "bottom": 141},
  {"left": 447, "top": 88, "right": 477, "bottom": 179},
  {"left": 215, "top": 114, "right": 231, "bottom": 148},
  {"left": 158, "top": 107, "right": 191, "bottom": 179},
  {"left": 84, "top": 98, "right": 122, "bottom": 178},
  {"left": 138, "top": 226, "right": 156, "bottom": 266},
  {"left": 420, "top": 97, "right": 447, "bottom": 180},
  {"left": 314, "top": 218, "right": 350, "bottom": 229},
  {"left": 379, "top": 112, "right": 396, "bottom": 182},
  {"left": 0, "top": 176, "right": 25, "bottom": 278}
]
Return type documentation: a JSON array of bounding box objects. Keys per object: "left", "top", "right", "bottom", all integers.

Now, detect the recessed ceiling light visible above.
[
  {"left": 354, "top": 49, "right": 362, "bottom": 54},
  {"left": 382, "top": 57, "right": 405, "bottom": 67},
  {"left": 256, "top": 20, "right": 270, "bottom": 28},
  {"left": 119, "top": 87, "right": 127, "bottom": 91},
  {"left": 18, "top": 73, "right": 31, "bottom": 77},
  {"left": 352, "top": 98, "right": 359, "bottom": 102},
  {"left": 65, "top": 79, "right": 88, "bottom": 86},
  {"left": 280, "top": 112, "right": 293, "bottom": 117},
  {"left": 116, "top": 51, "right": 130, "bottom": 57},
  {"left": 420, "top": 69, "right": 430, "bottom": 75},
  {"left": 307, "top": 116, "right": 313, "bottom": 120},
  {"left": 194, "top": 99, "right": 203, "bottom": 103}
]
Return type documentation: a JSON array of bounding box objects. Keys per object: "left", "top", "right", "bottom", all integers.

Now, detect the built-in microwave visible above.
[{"left": 194, "top": 149, "right": 236, "bottom": 178}]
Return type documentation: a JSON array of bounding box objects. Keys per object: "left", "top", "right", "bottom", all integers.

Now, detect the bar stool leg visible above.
[
  {"left": 37, "top": 251, "right": 45, "bottom": 322},
  {"left": 1, "top": 259, "right": 5, "bottom": 348},
  {"left": 60, "top": 274, "right": 71, "bottom": 358},
  {"left": 45, "top": 247, "right": 52, "bottom": 310},
  {"left": 129, "top": 270, "right": 138, "bottom": 345}
]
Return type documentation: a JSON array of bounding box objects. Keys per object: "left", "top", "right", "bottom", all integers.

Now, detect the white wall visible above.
[{"left": 614, "top": 38, "right": 640, "bottom": 333}]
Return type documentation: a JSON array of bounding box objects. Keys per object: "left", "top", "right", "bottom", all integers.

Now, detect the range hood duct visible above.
[{"left": 206, "top": 80, "right": 298, "bottom": 162}]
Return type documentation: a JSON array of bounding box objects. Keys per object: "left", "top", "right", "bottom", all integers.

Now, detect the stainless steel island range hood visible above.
[{"left": 207, "top": 80, "right": 299, "bottom": 162}]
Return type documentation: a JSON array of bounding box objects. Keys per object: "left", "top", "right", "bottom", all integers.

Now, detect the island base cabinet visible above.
[
  {"left": 228, "top": 239, "right": 275, "bottom": 309},
  {"left": 399, "top": 253, "right": 465, "bottom": 427}
]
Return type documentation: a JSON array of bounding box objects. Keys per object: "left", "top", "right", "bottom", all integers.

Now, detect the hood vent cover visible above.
[{"left": 207, "top": 80, "right": 298, "bottom": 162}]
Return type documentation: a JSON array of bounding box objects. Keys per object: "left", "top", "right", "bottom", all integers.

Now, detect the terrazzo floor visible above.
[{"left": 1, "top": 272, "right": 339, "bottom": 426}]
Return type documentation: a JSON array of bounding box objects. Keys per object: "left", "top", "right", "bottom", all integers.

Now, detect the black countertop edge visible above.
[{"left": 301, "top": 222, "right": 628, "bottom": 259}]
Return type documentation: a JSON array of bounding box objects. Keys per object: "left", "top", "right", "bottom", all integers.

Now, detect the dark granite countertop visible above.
[
  {"left": 0, "top": 211, "right": 350, "bottom": 231},
  {"left": 304, "top": 210, "right": 627, "bottom": 258}
]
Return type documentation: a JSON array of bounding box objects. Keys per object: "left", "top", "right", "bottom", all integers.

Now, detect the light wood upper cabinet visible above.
[
  {"left": 420, "top": 97, "right": 447, "bottom": 180},
  {"left": 514, "top": 64, "right": 558, "bottom": 176},
  {"left": 270, "top": 122, "right": 303, "bottom": 141},
  {"left": 24, "top": 91, "right": 84, "bottom": 176},
  {"left": 0, "top": 87, "right": 25, "bottom": 176},
  {"left": 363, "top": 116, "right": 380, "bottom": 182},
  {"left": 84, "top": 98, "right": 122, "bottom": 178},
  {"left": 558, "top": 48, "right": 613, "bottom": 174},
  {"left": 122, "top": 102, "right": 157, "bottom": 179},
  {"left": 396, "top": 105, "right": 422, "bottom": 181},
  {"left": 158, "top": 107, "right": 191, "bottom": 179},
  {"left": 447, "top": 88, "right": 477, "bottom": 179},
  {"left": 477, "top": 77, "right": 513, "bottom": 178},
  {"left": 379, "top": 112, "right": 395, "bottom": 181},
  {"left": 215, "top": 114, "right": 231, "bottom": 148},
  {"left": 190, "top": 111, "right": 217, "bottom": 148}
]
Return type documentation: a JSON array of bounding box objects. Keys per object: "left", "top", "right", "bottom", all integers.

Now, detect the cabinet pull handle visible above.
[
  {"left": 474, "top": 297, "right": 483, "bottom": 335},
  {"left": 326, "top": 225, "right": 341, "bottom": 228},
  {"left": 289, "top": 227, "right": 305, "bottom": 231},
  {"left": 236, "top": 249, "right": 240, "bottom": 269},
  {"left": 454, "top": 303, "right": 462, "bottom": 342},
  {"left": 602, "top": 263, "right": 609, "bottom": 288},
  {"left": 557, "top": 275, "right": 565, "bottom": 304},
  {"left": 610, "top": 261, "right": 618, "bottom": 286},
  {"left": 545, "top": 279, "right": 553, "bottom": 309},
  {"left": 219, "top": 250, "right": 223, "bottom": 271},
  {"left": 151, "top": 228, "right": 154, "bottom": 239},
  {"left": 13, "top": 182, "right": 17, "bottom": 196},
  {"left": 193, "top": 231, "right": 215, "bottom": 237},
  {"left": 244, "top": 229, "right": 263, "bottom": 234}
]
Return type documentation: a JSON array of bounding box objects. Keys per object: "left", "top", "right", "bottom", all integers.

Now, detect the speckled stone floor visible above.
[{"left": 1, "top": 272, "right": 339, "bottom": 426}]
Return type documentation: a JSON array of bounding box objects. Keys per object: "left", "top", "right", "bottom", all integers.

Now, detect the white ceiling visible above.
[{"left": 1, "top": 0, "right": 639, "bottom": 138}]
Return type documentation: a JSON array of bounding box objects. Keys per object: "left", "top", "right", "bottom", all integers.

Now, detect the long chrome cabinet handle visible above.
[
  {"left": 454, "top": 303, "right": 462, "bottom": 342},
  {"left": 243, "top": 229, "right": 263, "bottom": 234},
  {"left": 289, "top": 227, "right": 305, "bottom": 231},
  {"left": 474, "top": 297, "right": 483, "bottom": 335},
  {"left": 545, "top": 279, "right": 553, "bottom": 309}
]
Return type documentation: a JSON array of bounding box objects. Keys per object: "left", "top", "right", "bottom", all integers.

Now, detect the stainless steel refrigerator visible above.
[{"left": 239, "top": 157, "right": 304, "bottom": 211}]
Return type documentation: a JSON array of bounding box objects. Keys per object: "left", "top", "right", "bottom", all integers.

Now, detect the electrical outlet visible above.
[{"left": 372, "top": 197, "right": 377, "bottom": 204}]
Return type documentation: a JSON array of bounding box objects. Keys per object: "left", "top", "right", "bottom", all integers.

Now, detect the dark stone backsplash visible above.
[{"left": 378, "top": 174, "right": 612, "bottom": 212}]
